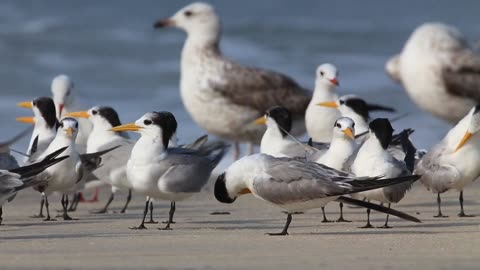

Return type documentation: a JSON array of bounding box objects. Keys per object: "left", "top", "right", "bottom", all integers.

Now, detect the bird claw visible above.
[
  {"left": 433, "top": 214, "right": 449, "bottom": 218},
  {"left": 162, "top": 221, "right": 176, "bottom": 224},
  {"left": 129, "top": 225, "right": 147, "bottom": 230},
  {"left": 265, "top": 232, "right": 289, "bottom": 236},
  {"left": 359, "top": 224, "right": 374, "bottom": 229},
  {"left": 458, "top": 213, "right": 475, "bottom": 218}
]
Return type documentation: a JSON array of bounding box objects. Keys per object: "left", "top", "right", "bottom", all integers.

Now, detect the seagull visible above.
[
  {"left": 0, "top": 147, "right": 68, "bottom": 224},
  {"left": 110, "top": 111, "right": 229, "bottom": 230},
  {"left": 350, "top": 119, "right": 415, "bottom": 228},
  {"left": 17, "top": 97, "right": 58, "bottom": 162},
  {"left": 66, "top": 106, "right": 134, "bottom": 214},
  {"left": 305, "top": 64, "right": 341, "bottom": 143},
  {"left": 214, "top": 153, "right": 421, "bottom": 235},
  {"left": 386, "top": 22, "right": 480, "bottom": 123},
  {"left": 315, "top": 117, "right": 357, "bottom": 222},
  {"left": 153, "top": 2, "right": 311, "bottom": 159},
  {"left": 318, "top": 94, "right": 395, "bottom": 135},
  {"left": 416, "top": 105, "right": 480, "bottom": 217},
  {"left": 30, "top": 118, "right": 117, "bottom": 221},
  {"left": 51, "top": 74, "right": 92, "bottom": 150}
]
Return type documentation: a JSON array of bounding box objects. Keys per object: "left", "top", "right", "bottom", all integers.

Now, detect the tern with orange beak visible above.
[
  {"left": 416, "top": 105, "right": 480, "bottom": 217},
  {"left": 153, "top": 2, "right": 310, "bottom": 160},
  {"left": 17, "top": 97, "right": 58, "bottom": 163},
  {"left": 110, "top": 111, "right": 229, "bottom": 230},
  {"left": 214, "top": 153, "right": 421, "bottom": 235}
]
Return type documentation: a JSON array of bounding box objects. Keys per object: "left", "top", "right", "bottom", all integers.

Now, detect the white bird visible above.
[
  {"left": 386, "top": 22, "right": 480, "bottom": 123},
  {"left": 318, "top": 94, "right": 395, "bottom": 135},
  {"left": 51, "top": 74, "right": 92, "bottom": 151},
  {"left": 66, "top": 106, "right": 134, "bottom": 214},
  {"left": 153, "top": 2, "right": 311, "bottom": 159},
  {"left": 214, "top": 153, "right": 421, "bottom": 235},
  {"left": 17, "top": 97, "right": 58, "bottom": 163},
  {"left": 30, "top": 118, "right": 116, "bottom": 221},
  {"left": 0, "top": 147, "right": 68, "bottom": 224},
  {"left": 315, "top": 117, "right": 357, "bottom": 222},
  {"left": 351, "top": 118, "right": 415, "bottom": 228},
  {"left": 416, "top": 105, "right": 480, "bottom": 217},
  {"left": 305, "top": 63, "right": 341, "bottom": 143},
  {"left": 110, "top": 111, "right": 229, "bottom": 230}
]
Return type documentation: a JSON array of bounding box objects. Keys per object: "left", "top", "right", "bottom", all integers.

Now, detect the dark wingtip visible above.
[{"left": 214, "top": 173, "right": 236, "bottom": 204}]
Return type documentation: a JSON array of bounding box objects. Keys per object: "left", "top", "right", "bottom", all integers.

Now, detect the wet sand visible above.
[{"left": 1, "top": 181, "right": 479, "bottom": 270}]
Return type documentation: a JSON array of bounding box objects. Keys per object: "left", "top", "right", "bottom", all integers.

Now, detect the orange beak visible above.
[
  {"left": 110, "top": 123, "right": 143, "bottom": 132},
  {"left": 317, "top": 101, "right": 339, "bottom": 108},
  {"left": 17, "top": 101, "right": 33, "bottom": 109},
  {"left": 65, "top": 111, "right": 90, "bottom": 118},
  {"left": 454, "top": 132, "right": 472, "bottom": 152},
  {"left": 343, "top": 127, "right": 355, "bottom": 139},
  {"left": 16, "top": 117, "right": 35, "bottom": 124},
  {"left": 238, "top": 188, "right": 252, "bottom": 195},
  {"left": 253, "top": 116, "right": 267, "bottom": 125}
]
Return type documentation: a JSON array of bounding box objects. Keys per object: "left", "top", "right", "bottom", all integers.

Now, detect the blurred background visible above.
[{"left": 1, "top": 0, "right": 480, "bottom": 153}]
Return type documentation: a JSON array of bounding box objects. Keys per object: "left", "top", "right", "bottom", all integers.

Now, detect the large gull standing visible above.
[
  {"left": 153, "top": 2, "right": 311, "bottom": 159},
  {"left": 386, "top": 22, "right": 480, "bottom": 123}
]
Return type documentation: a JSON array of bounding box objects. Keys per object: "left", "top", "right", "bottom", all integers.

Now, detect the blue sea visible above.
[{"left": 1, "top": 0, "right": 480, "bottom": 157}]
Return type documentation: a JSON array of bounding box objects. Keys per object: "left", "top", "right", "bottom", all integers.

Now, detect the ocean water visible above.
[{"left": 1, "top": 0, "right": 480, "bottom": 157}]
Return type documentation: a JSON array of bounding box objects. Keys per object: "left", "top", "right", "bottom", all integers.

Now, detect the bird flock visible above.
[{"left": 1, "top": 2, "right": 479, "bottom": 236}]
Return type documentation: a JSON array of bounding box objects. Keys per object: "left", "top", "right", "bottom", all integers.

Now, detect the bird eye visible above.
[
  {"left": 184, "top": 10, "right": 193, "bottom": 17},
  {"left": 335, "top": 123, "right": 341, "bottom": 128},
  {"left": 92, "top": 110, "right": 97, "bottom": 115},
  {"left": 75, "top": 123, "right": 78, "bottom": 128},
  {"left": 59, "top": 122, "right": 64, "bottom": 128},
  {"left": 352, "top": 122, "right": 355, "bottom": 128},
  {"left": 144, "top": 119, "right": 152, "bottom": 125},
  {"left": 320, "top": 71, "right": 324, "bottom": 76},
  {"left": 32, "top": 101, "right": 37, "bottom": 106},
  {"left": 339, "top": 100, "right": 344, "bottom": 105}
]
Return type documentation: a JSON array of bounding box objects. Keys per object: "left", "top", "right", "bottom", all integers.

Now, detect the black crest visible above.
[
  {"left": 151, "top": 111, "right": 178, "bottom": 148},
  {"left": 343, "top": 97, "right": 369, "bottom": 123},
  {"left": 214, "top": 173, "right": 236, "bottom": 204},
  {"left": 369, "top": 118, "right": 394, "bottom": 149},
  {"left": 33, "top": 97, "right": 58, "bottom": 129},
  {"left": 97, "top": 107, "right": 122, "bottom": 128},
  {"left": 266, "top": 106, "right": 291, "bottom": 136}
]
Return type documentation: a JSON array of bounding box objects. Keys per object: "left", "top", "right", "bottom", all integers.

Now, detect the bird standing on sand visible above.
[
  {"left": 153, "top": 2, "right": 310, "bottom": 159},
  {"left": 416, "top": 105, "right": 480, "bottom": 218},
  {"left": 386, "top": 22, "right": 480, "bottom": 123},
  {"left": 111, "top": 111, "right": 228, "bottom": 230}
]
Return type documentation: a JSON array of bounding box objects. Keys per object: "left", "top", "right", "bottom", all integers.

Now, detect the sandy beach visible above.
[{"left": 0, "top": 181, "right": 478, "bottom": 270}]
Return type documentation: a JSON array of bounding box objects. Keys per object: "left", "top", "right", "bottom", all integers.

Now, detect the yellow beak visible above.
[
  {"left": 454, "top": 132, "right": 472, "bottom": 152},
  {"left": 65, "top": 111, "right": 90, "bottom": 118},
  {"left": 110, "top": 123, "right": 143, "bottom": 132},
  {"left": 65, "top": 127, "right": 74, "bottom": 137},
  {"left": 317, "top": 101, "right": 338, "bottom": 108},
  {"left": 238, "top": 188, "right": 252, "bottom": 195},
  {"left": 16, "top": 117, "right": 35, "bottom": 124},
  {"left": 253, "top": 116, "right": 266, "bottom": 125},
  {"left": 343, "top": 127, "right": 355, "bottom": 139},
  {"left": 17, "top": 101, "right": 33, "bottom": 109}
]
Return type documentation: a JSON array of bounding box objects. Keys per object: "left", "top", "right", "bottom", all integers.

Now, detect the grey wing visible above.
[
  {"left": 209, "top": 61, "right": 311, "bottom": 117},
  {"left": 91, "top": 141, "right": 132, "bottom": 180},
  {"left": 75, "top": 161, "right": 84, "bottom": 184},
  {"left": 159, "top": 155, "right": 212, "bottom": 193},
  {"left": 382, "top": 159, "right": 414, "bottom": 203},
  {"left": 442, "top": 50, "right": 480, "bottom": 102},
  {"left": 254, "top": 157, "right": 355, "bottom": 205},
  {"left": 414, "top": 144, "right": 460, "bottom": 193},
  {"left": 181, "top": 135, "right": 208, "bottom": 150}
]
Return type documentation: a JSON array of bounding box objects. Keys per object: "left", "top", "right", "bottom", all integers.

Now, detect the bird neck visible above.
[
  {"left": 359, "top": 136, "right": 386, "bottom": 158},
  {"left": 261, "top": 124, "right": 287, "bottom": 154},
  {"left": 130, "top": 135, "right": 166, "bottom": 163},
  {"left": 311, "top": 84, "right": 337, "bottom": 102},
  {"left": 183, "top": 31, "right": 221, "bottom": 56},
  {"left": 318, "top": 137, "right": 356, "bottom": 170}
]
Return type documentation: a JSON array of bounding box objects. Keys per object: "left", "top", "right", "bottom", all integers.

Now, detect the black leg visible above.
[
  {"left": 68, "top": 193, "right": 80, "bottom": 212},
  {"left": 434, "top": 193, "right": 448, "bottom": 218},
  {"left": 31, "top": 194, "right": 45, "bottom": 218},
  {"left": 0, "top": 207, "right": 3, "bottom": 225},
  {"left": 91, "top": 193, "right": 114, "bottom": 214},
  {"left": 130, "top": 200, "right": 149, "bottom": 230},
  {"left": 43, "top": 195, "right": 55, "bottom": 221},
  {"left": 377, "top": 203, "right": 393, "bottom": 229},
  {"left": 145, "top": 200, "right": 158, "bottom": 224},
  {"left": 162, "top": 201, "right": 176, "bottom": 224},
  {"left": 160, "top": 201, "right": 176, "bottom": 230},
  {"left": 359, "top": 208, "right": 374, "bottom": 228},
  {"left": 336, "top": 203, "right": 351, "bottom": 222},
  {"left": 120, "top": 190, "right": 132, "bottom": 213},
  {"left": 62, "top": 195, "right": 75, "bottom": 220},
  {"left": 458, "top": 191, "right": 475, "bottom": 217},
  {"left": 321, "top": 207, "right": 333, "bottom": 223},
  {"left": 267, "top": 214, "right": 292, "bottom": 236}
]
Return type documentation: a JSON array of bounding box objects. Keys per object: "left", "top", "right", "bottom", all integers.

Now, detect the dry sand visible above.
[{"left": 0, "top": 181, "right": 479, "bottom": 270}]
